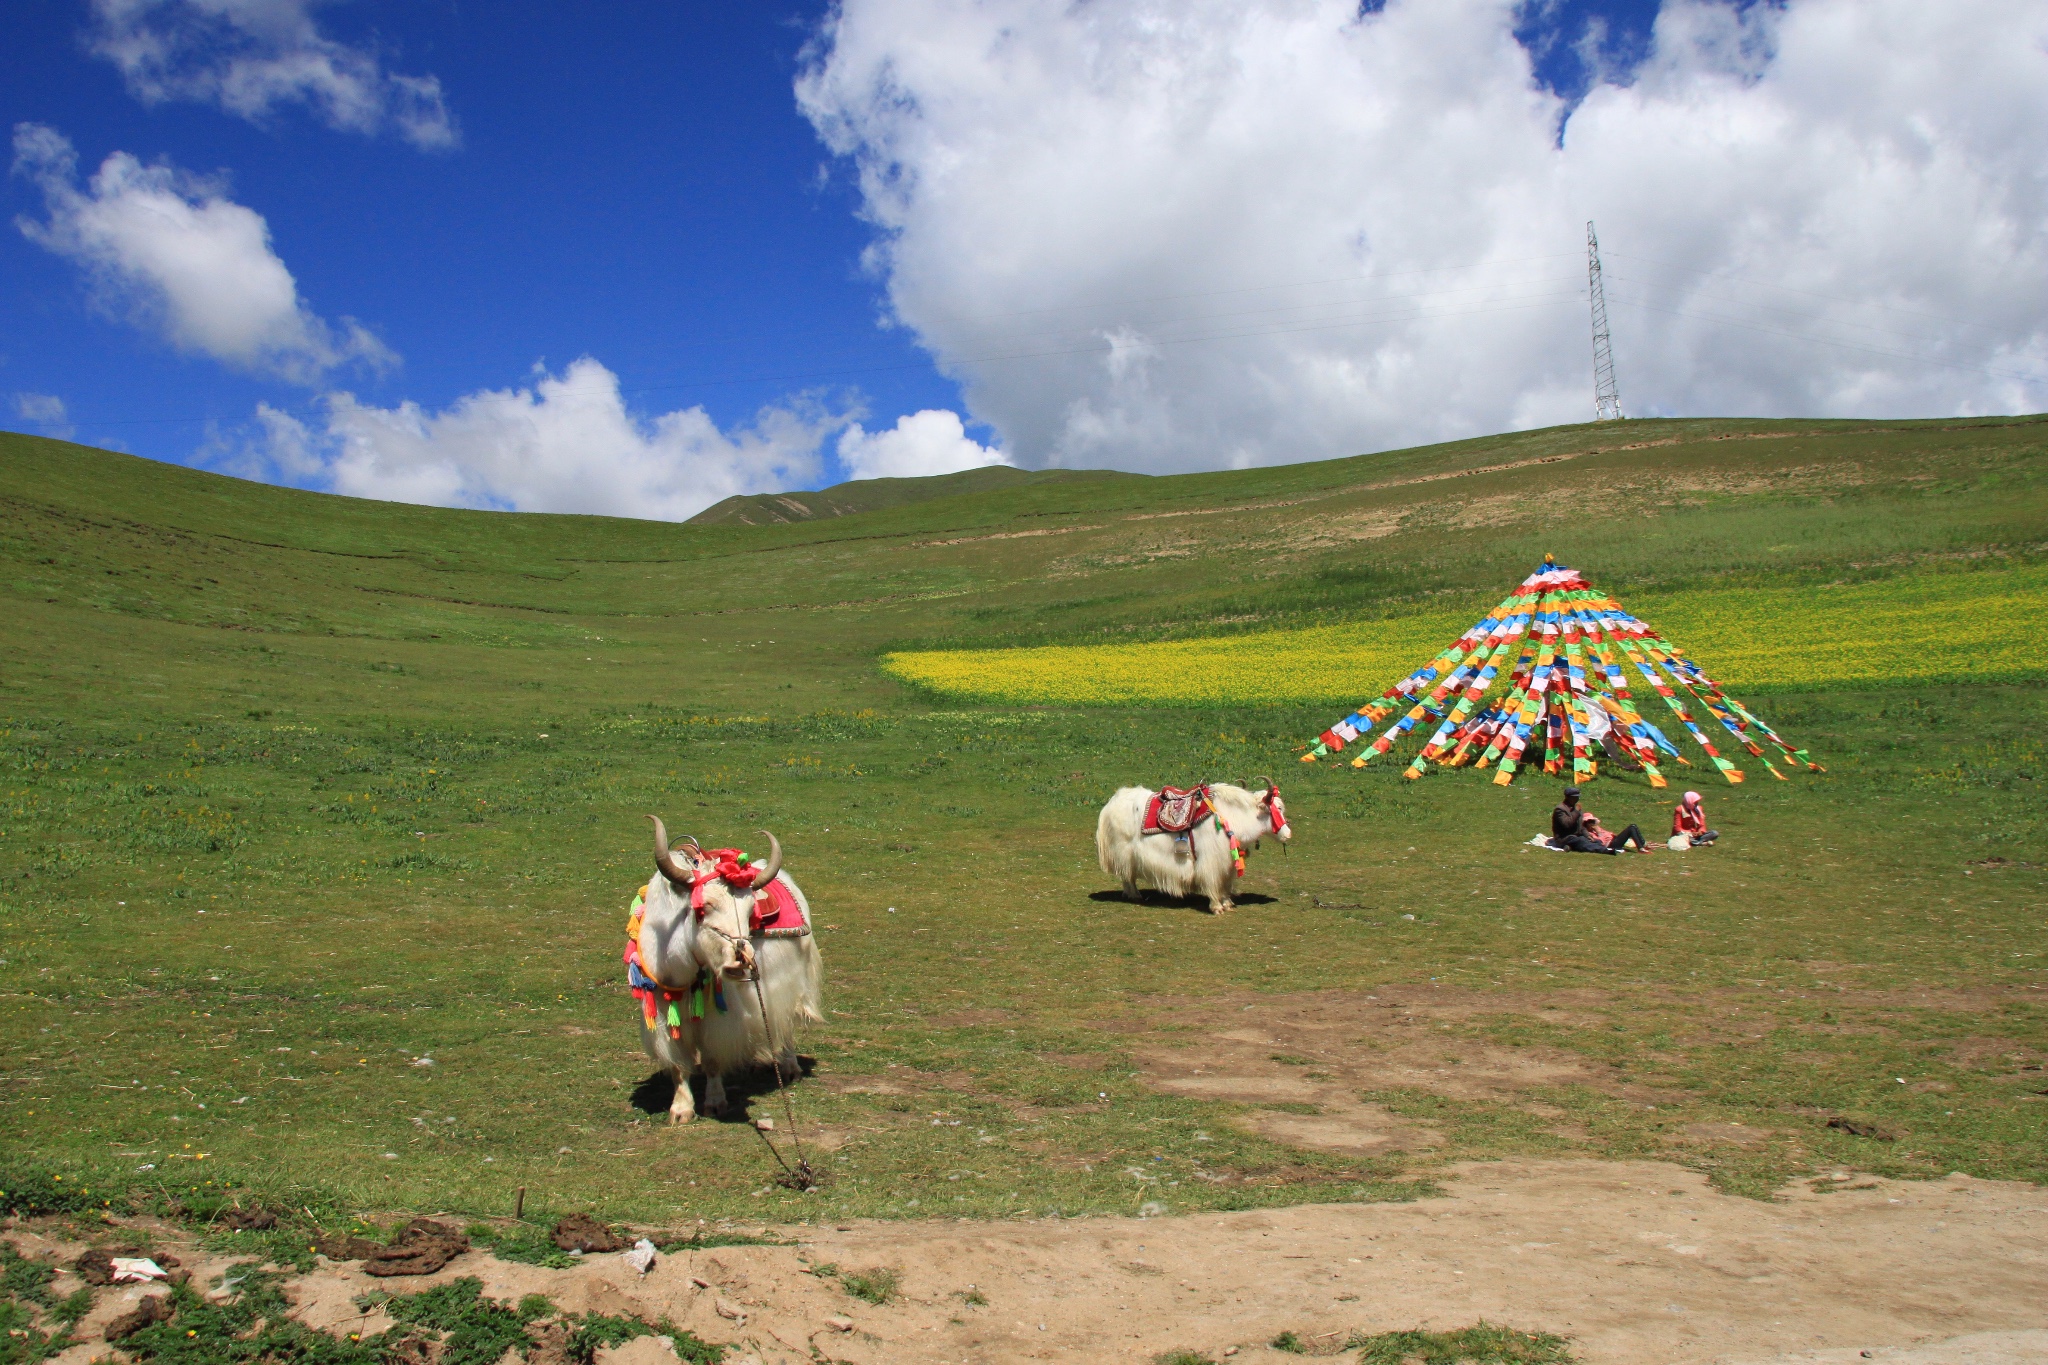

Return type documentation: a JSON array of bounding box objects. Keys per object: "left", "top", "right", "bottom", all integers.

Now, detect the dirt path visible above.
[{"left": 20, "top": 1159, "right": 2048, "bottom": 1365}]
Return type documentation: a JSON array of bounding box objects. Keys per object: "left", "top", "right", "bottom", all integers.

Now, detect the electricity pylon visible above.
[{"left": 1587, "top": 221, "right": 1624, "bottom": 421}]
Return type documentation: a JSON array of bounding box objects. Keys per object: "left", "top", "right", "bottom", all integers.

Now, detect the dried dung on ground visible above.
[
  {"left": 314, "top": 1233, "right": 387, "bottom": 1260},
  {"left": 362, "top": 1219, "right": 469, "bottom": 1277},
  {"left": 73, "top": 1248, "right": 117, "bottom": 1286},
  {"left": 103, "top": 1295, "right": 171, "bottom": 1341},
  {"left": 552, "top": 1213, "right": 629, "bottom": 1254},
  {"left": 220, "top": 1207, "right": 278, "bottom": 1231}
]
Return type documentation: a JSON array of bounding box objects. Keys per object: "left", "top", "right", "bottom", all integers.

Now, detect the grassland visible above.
[{"left": 1, "top": 415, "right": 2045, "bottom": 1235}]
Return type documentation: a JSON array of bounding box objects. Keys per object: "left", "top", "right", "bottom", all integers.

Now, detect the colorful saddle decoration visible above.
[
  {"left": 1143, "top": 785, "right": 1213, "bottom": 834},
  {"left": 1141, "top": 784, "right": 1246, "bottom": 877},
  {"left": 1300, "top": 556, "right": 1821, "bottom": 789}
]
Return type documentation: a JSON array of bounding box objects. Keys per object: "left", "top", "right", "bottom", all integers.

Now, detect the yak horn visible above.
[
  {"left": 647, "top": 815, "right": 694, "bottom": 888},
  {"left": 750, "top": 830, "right": 783, "bottom": 888}
]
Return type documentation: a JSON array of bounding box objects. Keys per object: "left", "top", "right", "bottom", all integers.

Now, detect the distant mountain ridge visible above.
[{"left": 687, "top": 464, "right": 1138, "bottom": 525}]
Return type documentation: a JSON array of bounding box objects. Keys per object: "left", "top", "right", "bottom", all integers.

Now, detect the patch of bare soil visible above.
[
  {"left": 1097, "top": 983, "right": 2048, "bottom": 1158},
  {"left": 1100, "top": 987, "right": 1642, "bottom": 1154},
  {"left": 17, "top": 1161, "right": 2044, "bottom": 1364}
]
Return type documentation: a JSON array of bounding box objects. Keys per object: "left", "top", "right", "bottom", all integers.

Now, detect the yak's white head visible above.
[
  {"left": 648, "top": 816, "right": 784, "bottom": 980},
  {"left": 1248, "top": 779, "right": 1290, "bottom": 845}
]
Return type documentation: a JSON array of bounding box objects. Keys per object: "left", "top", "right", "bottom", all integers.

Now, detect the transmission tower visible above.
[{"left": 1586, "top": 220, "right": 1624, "bottom": 421}]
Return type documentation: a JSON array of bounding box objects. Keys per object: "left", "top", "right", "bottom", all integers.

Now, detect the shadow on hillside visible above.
[
  {"left": 629, "top": 1058, "right": 817, "bottom": 1121},
  {"left": 1087, "top": 889, "right": 1279, "bottom": 910}
]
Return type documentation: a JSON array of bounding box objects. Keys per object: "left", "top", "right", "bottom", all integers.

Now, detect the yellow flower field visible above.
[{"left": 882, "top": 565, "right": 2046, "bottom": 706}]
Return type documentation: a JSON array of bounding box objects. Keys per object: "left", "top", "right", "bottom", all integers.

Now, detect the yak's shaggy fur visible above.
[
  {"left": 635, "top": 865, "right": 825, "bottom": 1122},
  {"left": 1095, "top": 781, "right": 1289, "bottom": 913}
]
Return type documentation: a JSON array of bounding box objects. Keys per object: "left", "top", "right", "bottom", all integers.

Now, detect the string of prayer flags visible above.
[{"left": 1301, "top": 556, "right": 1821, "bottom": 788}]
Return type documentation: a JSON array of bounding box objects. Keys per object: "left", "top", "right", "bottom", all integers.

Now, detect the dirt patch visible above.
[
  {"left": 21, "top": 1161, "right": 2044, "bottom": 1364},
  {"left": 1101, "top": 987, "right": 1637, "bottom": 1154}
]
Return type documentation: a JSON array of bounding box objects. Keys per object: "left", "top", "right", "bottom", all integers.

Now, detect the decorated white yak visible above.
[
  {"left": 629, "top": 817, "right": 825, "bottom": 1123},
  {"left": 1095, "top": 780, "right": 1291, "bottom": 913}
]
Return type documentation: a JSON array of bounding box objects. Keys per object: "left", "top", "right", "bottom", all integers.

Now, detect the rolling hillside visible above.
[
  {"left": 686, "top": 463, "right": 1135, "bottom": 525},
  {"left": 1, "top": 414, "right": 2043, "bottom": 1226},
  {"left": 2, "top": 414, "right": 2042, "bottom": 723}
]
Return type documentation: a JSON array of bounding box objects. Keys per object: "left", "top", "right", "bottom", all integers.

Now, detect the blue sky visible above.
[
  {"left": 4, "top": 1, "right": 2041, "bottom": 518},
  {"left": 2, "top": 3, "right": 955, "bottom": 461}
]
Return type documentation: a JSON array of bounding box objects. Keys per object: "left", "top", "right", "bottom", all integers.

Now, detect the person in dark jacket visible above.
[{"left": 1550, "top": 786, "right": 1638, "bottom": 854}]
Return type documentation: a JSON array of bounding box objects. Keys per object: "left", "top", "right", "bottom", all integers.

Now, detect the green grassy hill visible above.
[
  {"left": 686, "top": 463, "right": 1135, "bottom": 525},
  {"left": 1, "top": 415, "right": 2044, "bottom": 1227}
]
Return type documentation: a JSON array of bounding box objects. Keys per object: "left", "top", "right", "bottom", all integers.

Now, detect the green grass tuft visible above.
[
  {"left": 836, "top": 1266, "right": 901, "bottom": 1305},
  {"left": 1351, "top": 1322, "right": 1576, "bottom": 1364}
]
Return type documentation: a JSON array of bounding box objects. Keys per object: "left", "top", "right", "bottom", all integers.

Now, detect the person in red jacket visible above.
[{"left": 1673, "top": 791, "right": 1718, "bottom": 845}]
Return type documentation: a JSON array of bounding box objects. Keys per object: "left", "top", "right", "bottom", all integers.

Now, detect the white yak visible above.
[
  {"left": 636, "top": 817, "right": 825, "bottom": 1123},
  {"left": 1096, "top": 781, "right": 1290, "bottom": 913}
]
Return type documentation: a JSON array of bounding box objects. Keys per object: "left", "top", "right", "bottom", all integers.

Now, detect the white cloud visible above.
[
  {"left": 88, "top": 0, "right": 457, "bottom": 150},
  {"left": 836, "top": 408, "right": 1006, "bottom": 481},
  {"left": 11, "top": 123, "right": 395, "bottom": 384},
  {"left": 797, "top": 0, "right": 2048, "bottom": 473},
  {"left": 234, "top": 357, "right": 847, "bottom": 521},
  {"left": 11, "top": 393, "right": 76, "bottom": 439}
]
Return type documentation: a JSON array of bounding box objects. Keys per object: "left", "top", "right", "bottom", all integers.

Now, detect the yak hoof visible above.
[{"left": 1121, "top": 886, "right": 1142, "bottom": 903}]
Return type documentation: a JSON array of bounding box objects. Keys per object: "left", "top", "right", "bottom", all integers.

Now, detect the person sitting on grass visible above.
[
  {"left": 1672, "top": 791, "right": 1718, "bottom": 846},
  {"left": 1551, "top": 786, "right": 1605, "bottom": 853},
  {"left": 1550, "top": 786, "right": 1650, "bottom": 855},
  {"left": 1582, "top": 812, "right": 1653, "bottom": 854}
]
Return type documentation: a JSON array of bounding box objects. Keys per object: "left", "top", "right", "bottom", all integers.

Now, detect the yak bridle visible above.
[{"left": 1252, "top": 778, "right": 1290, "bottom": 844}]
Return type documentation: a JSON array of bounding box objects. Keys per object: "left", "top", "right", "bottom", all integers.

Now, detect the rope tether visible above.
[{"left": 747, "top": 968, "right": 819, "bottom": 1191}]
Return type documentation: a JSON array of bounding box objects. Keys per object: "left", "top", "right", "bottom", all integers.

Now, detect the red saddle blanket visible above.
[
  {"left": 751, "top": 874, "right": 810, "bottom": 937},
  {"left": 1143, "top": 785, "right": 1212, "bottom": 834}
]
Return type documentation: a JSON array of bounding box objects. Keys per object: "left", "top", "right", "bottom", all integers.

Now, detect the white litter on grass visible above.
[
  {"left": 621, "top": 1239, "right": 658, "bottom": 1275},
  {"left": 412, "top": 1057, "right": 435, "bottom": 1067},
  {"left": 110, "top": 1258, "right": 167, "bottom": 1282}
]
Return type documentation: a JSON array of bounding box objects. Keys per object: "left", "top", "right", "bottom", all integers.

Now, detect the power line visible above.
[
  {"left": 1604, "top": 249, "right": 2022, "bottom": 336},
  {"left": 1605, "top": 291, "right": 2048, "bottom": 386},
  {"left": 1606, "top": 272, "right": 2013, "bottom": 352}
]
